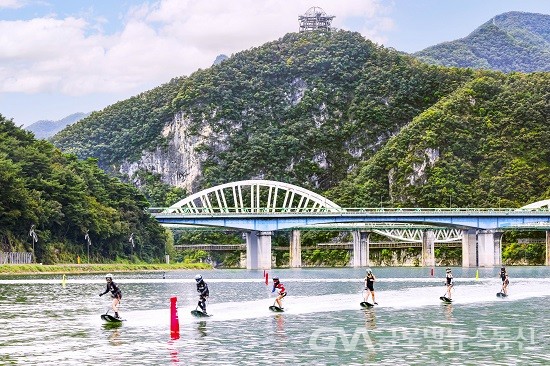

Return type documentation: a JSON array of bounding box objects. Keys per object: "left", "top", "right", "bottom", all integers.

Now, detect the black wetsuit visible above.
[
  {"left": 500, "top": 270, "right": 509, "bottom": 290},
  {"left": 365, "top": 274, "right": 375, "bottom": 291},
  {"left": 446, "top": 273, "right": 453, "bottom": 287},
  {"left": 197, "top": 280, "right": 209, "bottom": 313},
  {"left": 100, "top": 281, "right": 122, "bottom": 299},
  {"left": 500, "top": 270, "right": 509, "bottom": 285}
]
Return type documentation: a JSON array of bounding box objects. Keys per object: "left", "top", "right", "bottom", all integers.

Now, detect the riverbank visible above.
[{"left": 0, "top": 262, "right": 211, "bottom": 275}]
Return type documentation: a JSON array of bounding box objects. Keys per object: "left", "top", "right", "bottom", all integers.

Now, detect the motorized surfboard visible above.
[
  {"left": 360, "top": 301, "right": 374, "bottom": 308},
  {"left": 191, "top": 309, "right": 211, "bottom": 317},
  {"left": 101, "top": 314, "right": 124, "bottom": 323},
  {"left": 269, "top": 305, "right": 284, "bottom": 312}
]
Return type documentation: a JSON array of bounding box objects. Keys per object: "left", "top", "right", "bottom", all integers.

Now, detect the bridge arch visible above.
[
  {"left": 371, "top": 228, "right": 462, "bottom": 243},
  {"left": 165, "top": 180, "right": 465, "bottom": 242},
  {"left": 168, "top": 180, "right": 340, "bottom": 213},
  {"left": 521, "top": 199, "right": 550, "bottom": 209}
]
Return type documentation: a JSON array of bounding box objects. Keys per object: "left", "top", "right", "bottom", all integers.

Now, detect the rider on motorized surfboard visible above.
[{"left": 272, "top": 277, "right": 287, "bottom": 309}]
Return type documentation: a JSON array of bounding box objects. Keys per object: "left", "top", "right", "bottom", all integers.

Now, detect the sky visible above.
[{"left": 0, "top": 0, "right": 549, "bottom": 126}]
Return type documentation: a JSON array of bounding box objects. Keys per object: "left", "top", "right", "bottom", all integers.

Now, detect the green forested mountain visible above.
[
  {"left": 51, "top": 29, "right": 550, "bottom": 212},
  {"left": 52, "top": 31, "right": 474, "bottom": 193},
  {"left": 328, "top": 72, "right": 550, "bottom": 208},
  {"left": 53, "top": 77, "right": 185, "bottom": 167},
  {"left": 0, "top": 116, "right": 168, "bottom": 263},
  {"left": 414, "top": 12, "right": 550, "bottom": 72}
]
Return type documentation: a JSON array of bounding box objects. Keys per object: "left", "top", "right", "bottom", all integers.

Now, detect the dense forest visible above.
[
  {"left": 52, "top": 29, "right": 549, "bottom": 210},
  {"left": 24, "top": 24, "right": 550, "bottom": 265},
  {"left": 52, "top": 76, "right": 184, "bottom": 171},
  {"left": 53, "top": 30, "right": 475, "bottom": 194},
  {"left": 414, "top": 12, "right": 550, "bottom": 72},
  {"left": 0, "top": 116, "right": 170, "bottom": 263},
  {"left": 328, "top": 71, "right": 550, "bottom": 208}
]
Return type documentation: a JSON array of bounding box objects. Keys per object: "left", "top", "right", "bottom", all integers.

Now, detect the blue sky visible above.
[{"left": 0, "top": 0, "right": 548, "bottom": 126}]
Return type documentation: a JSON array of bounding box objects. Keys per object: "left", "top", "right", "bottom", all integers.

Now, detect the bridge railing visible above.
[
  {"left": 174, "top": 244, "right": 246, "bottom": 251},
  {"left": 0, "top": 252, "right": 33, "bottom": 264},
  {"left": 150, "top": 207, "right": 550, "bottom": 215},
  {"left": 173, "top": 241, "right": 462, "bottom": 251}
]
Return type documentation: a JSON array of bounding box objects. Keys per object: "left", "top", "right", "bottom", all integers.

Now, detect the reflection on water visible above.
[
  {"left": 363, "top": 308, "right": 377, "bottom": 329},
  {"left": 1, "top": 267, "right": 550, "bottom": 365},
  {"left": 167, "top": 340, "right": 180, "bottom": 364},
  {"left": 273, "top": 314, "right": 286, "bottom": 340},
  {"left": 443, "top": 303, "right": 454, "bottom": 322},
  {"left": 108, "top": 329, "right": 123, "bottom": 346},
  {"left": 197, "top": 321, "right": 207, "bottom": 338}
]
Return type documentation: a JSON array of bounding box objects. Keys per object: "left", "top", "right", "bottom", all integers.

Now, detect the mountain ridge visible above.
[
  {"left": 50, "top": 15, "right": 550, "bottom": 210},
  {"left": 26, "top": 112, "right": 90, "bottom": 139},
  {"left": 52, "top": 30, "right": 473, "bottom": 196},
  {"left": 414, "top": 11, "right": 550, "bottom": 72}
]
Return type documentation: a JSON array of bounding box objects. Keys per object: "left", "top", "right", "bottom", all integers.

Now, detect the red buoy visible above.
[
  {"left": 170, "top": 296, "right": 180, "bottom": 339},
  {"left": 265, "top": 272, "right": 269, "bottom": 285}
]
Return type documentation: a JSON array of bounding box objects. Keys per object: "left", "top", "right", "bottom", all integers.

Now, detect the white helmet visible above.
[
  {"left": 366, "top": 268, "right": 372, "bottom": 274},
  {"left": 105, "top": 273, "right": 113, "bottom": 280},
  {"left": 194, "top": 274, "right": 203, "bottom": 282}
]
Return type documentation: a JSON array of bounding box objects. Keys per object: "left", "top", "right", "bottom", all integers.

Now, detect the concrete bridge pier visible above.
[
  {"left": 494, "top": 232, "right": 503, "bottom": 266},
  {"left": 422, "top": 230, "right": 435, "bottom": 267},
  {"left": 477, "top": 230, "right": 503, "bottom": 267},
  {"left": 245, "top": 231, "right": 272, "bottom": 269},
  {"left": 290, "top": 230, "right": 302, "bottom": 268},
  {"left": 352, "top": 231, "right": 369, "bottom": 267},
  {"left": 462, "top": 229, "right": 477, "bottom": 267}
]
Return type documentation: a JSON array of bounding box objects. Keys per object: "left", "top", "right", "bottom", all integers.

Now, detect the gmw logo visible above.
[{"left": 309, "top": 327, "right": 375, "bottom": 351}]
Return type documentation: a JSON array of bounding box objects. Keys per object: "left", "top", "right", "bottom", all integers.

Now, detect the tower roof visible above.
[{"left": 299, "top": 7, "right": 335, "bottom": 32}]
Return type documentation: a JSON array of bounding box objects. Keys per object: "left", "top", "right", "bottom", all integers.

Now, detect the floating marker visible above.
[
  {"left": 265, "top": 272, "right": 269, "bottom": 286},
  {"left": 476, "top": 270, "right": 479, "bottom": 280},
  {"left": 62, "top": 274, "right": 66, "bottom": 288},
  {"left": 430, "top": 268, "right": 434, "bottom": 277},
  {"left": 170, "top": 297, "right": 180, "bottom": 339}
]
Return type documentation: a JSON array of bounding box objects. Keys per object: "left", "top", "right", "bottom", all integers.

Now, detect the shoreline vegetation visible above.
[{"left": 0, "top": 262, "right": 211, "bottom": 275}]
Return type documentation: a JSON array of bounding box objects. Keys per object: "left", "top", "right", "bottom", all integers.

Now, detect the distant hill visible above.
[
  {"left": 26, "top": 112, "right": 90, "bottom": 139},
  {"left": 213, "top": 54, "right": 228, "bottom": 65},
  {"left": 414, "top": 11, "right": 550, "bottom": 72}
]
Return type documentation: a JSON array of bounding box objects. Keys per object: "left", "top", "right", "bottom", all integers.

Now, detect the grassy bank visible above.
[{"left": 0, "top": 262, "right": 211, "bottom": 275}]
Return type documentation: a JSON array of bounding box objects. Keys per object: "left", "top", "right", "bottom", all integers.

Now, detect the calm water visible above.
[{"left": 1, "top": 267, "right": 550, "bottom": 365}]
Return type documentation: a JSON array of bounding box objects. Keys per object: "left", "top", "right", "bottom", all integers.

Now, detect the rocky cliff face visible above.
[
  {"left": 119, "top": 76, "right": 315, "bottom": 193},
  {"left": 119, "top": 112, "right": 210, "bottom": 193}
]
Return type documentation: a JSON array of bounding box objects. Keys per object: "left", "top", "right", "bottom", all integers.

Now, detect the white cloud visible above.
[
  {"left": 0, "top": 0, "right": 25, "bottom": 9},
  {"left": 0, "top": 0, "right": 393, "bottom": 97}
]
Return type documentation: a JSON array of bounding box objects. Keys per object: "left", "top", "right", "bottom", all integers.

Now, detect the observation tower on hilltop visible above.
[{"left": 299, "top": 7, "right": 335, "bottom": 32}]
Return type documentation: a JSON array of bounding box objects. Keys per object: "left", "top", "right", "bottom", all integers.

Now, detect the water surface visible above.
[{"left": 1, "top": 267, "right": 549, "bottom": 365}]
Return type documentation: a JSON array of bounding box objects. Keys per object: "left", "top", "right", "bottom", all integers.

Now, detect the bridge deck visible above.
[
  {"left": 174, "top": 241, "right": 462, "bottom": 251},
  {"left": 154, "top": 207, "right": 550, "bottom": 231}
]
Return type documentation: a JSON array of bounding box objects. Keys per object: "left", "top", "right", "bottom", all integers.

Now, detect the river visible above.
[{"left": 1, "top": 266, "right": 549, "bottom": 365}]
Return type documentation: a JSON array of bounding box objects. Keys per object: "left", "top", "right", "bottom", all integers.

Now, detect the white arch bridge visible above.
[{"left": 153, "top": 180, "right": 550, "bottom": 269}]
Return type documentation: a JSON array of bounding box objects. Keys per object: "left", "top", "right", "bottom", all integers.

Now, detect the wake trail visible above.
[{"left": 100, "top": 279, "right": 550, "bottom": 327}]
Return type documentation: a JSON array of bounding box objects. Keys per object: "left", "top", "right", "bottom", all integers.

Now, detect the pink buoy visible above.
[
  {"left": 170, "top": 296, "right": 180, "bottom": 339},
  {"left": 265, "top": 272, "right": 269, "bottom": 286}
]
